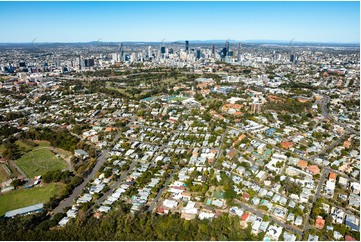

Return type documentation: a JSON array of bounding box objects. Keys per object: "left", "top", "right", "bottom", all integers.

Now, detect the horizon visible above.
[
  {"left": 0, "top": 1, "right": 359, "bottom": 43},
  {"left": 0, "top": 39, "right": 360, "bottom": 45}
]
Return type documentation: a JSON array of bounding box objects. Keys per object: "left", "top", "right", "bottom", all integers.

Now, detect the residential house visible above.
[
  {"left": 74, "top": 149, "right": 89, "bottom": 159},
  {"left": 283, "top": 231, "right": 297, "bottom": 241},
  {"left": 287, "top": 213, "right": 295, "bottom": 223},
  {"left": 315, "top": 216, "right": 325, "bottom": 229},
  {"left": 307, "top": 234, "right": 319, "bottom": 241},
  {"left": 265, "top": 225, "right": 283, "bottom": 241},
  {"left": 329, "top": 172, "right": 337, "bottom": 182},
  {"left": 297, "top": 160, "right": 308, "bottom": 169},
  {"left": 281, "top": 141, "right": 294, "bottom": 149},
  {"left": 295, "top": 216, "right": 303, "bottom": 226},
  {"left": 345, "top": 214, "right": 359, "bottom": 231},
  {"left": 307, "top": 165, "right": 320, "bottom": 175}
]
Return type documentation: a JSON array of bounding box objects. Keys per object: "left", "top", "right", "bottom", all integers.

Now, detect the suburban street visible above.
[
  {"left": 234, "top": 198, "right": 303, "bottom": 236},
  {"left": 52, "top": 132, "right": 121, "bottom": 215},
  {"left": 147, "top": 171, "right": 175, "bottom": 213},
  {"left": 90, "top": 159, "right": 139, "bottom": 210}
]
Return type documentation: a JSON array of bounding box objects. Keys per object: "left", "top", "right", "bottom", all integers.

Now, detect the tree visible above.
[
  {"left": 224, "top": 187, "right": 237, "bottom": 200},
  {"left": 3, "top": 139, "right": 21, "bottom": 160},
  {"left": 11, "top": 179, "right": 25, "bottom": 188}
]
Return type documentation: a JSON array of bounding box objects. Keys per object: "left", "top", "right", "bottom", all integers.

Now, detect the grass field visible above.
[
  {"left": 15, "top": 146, "right": 67, "bottom": 178},
  {"left": 170, "top": 96, "right": 188, "bottom": 102},
  {"left": 0, "top": 183, "right": 64, "bottom": 216}
]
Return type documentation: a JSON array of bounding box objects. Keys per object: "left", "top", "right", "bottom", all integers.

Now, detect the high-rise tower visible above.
[
  {"left": 237, "top": 42, "right": 241, "bottom": 61},
  {"left": 225, "top": 40, "right": 230, "bottom": 55},
  {"left": 119, "top": 43, "right": 124, "bottom": 62}
]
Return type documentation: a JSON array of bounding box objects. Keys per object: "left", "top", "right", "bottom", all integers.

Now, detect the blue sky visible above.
[{"left": 0, "top": 1, "right": 359, "bottom": 43}]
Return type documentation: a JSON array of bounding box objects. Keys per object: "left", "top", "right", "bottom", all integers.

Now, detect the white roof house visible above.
[
  {"left": 163, "top": 199, "right": 178, "bottom": 209},
  {"left": 58, "top": 216, "right": 70, "bottom": 227},
  {"left": 98, "top": 206, "right": 111, "bottom": 213},
  {"left": 199, "top": 211, "right": 215, "bottom": 220}
]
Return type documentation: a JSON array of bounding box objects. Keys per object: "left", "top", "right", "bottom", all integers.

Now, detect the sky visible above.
[{"left": 0, "top": 1, "right": 359, "bottom": 43}]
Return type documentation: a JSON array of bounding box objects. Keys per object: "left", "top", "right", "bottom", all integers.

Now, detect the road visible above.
[
  {"left": 147, "top": 171, "right": 175, "bottom": 213},
  {"left": 52, "top": 132, "right": 121, "bottom": 215},
  {"left": 303, "top": 168, "right": 327, "bottom": 231},
  {"left": 320, "top": 95, "right": 358, "bottom": 135},
  {"left": 309, "top": 133, "right": 348, "bottom": 159},
  {"left": 216, "top": 130, "right": 227, "bottom": 160},
  {"left": 234, "top": 199, "right": 303, "bottom": 236},
  {"left": 90, "top": 159, "right": 139, "bottom": 210}
]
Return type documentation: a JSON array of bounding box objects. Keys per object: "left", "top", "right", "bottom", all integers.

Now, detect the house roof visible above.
[
  {"left": 242, "top": 193, "right": 250, "bottom": 199},
  {"left": 5, "top": 203, "right": 44, "bottom": 218},
  {"left": 329, "top": 172, "right": 337, "bottom": 180},
  {"left": 307, "top": 165, "right": 320, "bottom": 175},
  {"left": 241, "top": 212, "right": 249, "bottom": 221},
  {"left": 315, "top": 217, "right": 325, "bottom": 229},
  {"left": 297, "top": 160, "right": 308, "bottom": 168},
  {"left": 281, "top": 141, "right": 294, "bottom": 149},
  {"left": 345, "top": 235, "right": 357, "bottom": 241}
]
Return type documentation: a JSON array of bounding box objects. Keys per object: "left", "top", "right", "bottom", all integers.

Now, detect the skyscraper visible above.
[
  {"left": 78, "top": 55, "right": 81, "bottom": 70},
  {"left": 211, "top": 44, "right": 215, "bottom": 57},
  {"left": 196, "top": 49, "right": 201, "bottom": 59},
  {"left": 185, "top": 40, "right": 189, "bottom": 51},
  {"left": 290, "top": 54, "right": 295, "bottom": 63},
  {"left": 119, "top": 43, "right": 124, "bottom": 62},
  {"left": 225, "top": 40, "right": 230, "bottom": 55},
  {"left": 148, "top": 46, "right": 152, "bottom": 60},
  {"left": 237, "top": 43, "right": 241, "bottom": 61},
  {"left": 161, "top": 46, "right": 166, "bottom": 54}
]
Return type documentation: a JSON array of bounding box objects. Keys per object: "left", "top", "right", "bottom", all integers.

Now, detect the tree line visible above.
[{"left": 0, "top": 205, "right": 261, "bottom": 241}]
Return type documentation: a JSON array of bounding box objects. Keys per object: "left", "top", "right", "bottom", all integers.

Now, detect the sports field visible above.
[
  {"left": 15, "top": 146, "right": 67, "bottom": 178},
  {"left": 0, "top": 183, "right": 64, "bottom": 216},
  {"left": 170, "top": 96, "right": 188, "bottom": 102}
]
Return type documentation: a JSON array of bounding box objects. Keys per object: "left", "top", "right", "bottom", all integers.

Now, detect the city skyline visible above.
[{"left": 0, "top": 1, "right": 359, "bottom": 43}]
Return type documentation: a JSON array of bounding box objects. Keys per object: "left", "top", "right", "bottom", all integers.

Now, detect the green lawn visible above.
[
  {"left": 15, "top": 147, "right": 67, "bottom": 178},
  {"left": 170, "top": 96, "right": 187, "bottom": 102},
  {"left": 34, "top": 140, "right": 51, "bottom": 147},
  {"left": 0, "top": 183, "right": 64, "bottom": 216}
]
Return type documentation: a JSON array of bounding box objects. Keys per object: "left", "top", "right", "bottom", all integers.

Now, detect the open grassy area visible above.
[
  {"left": 170, "top": 96, "right": 188, "bottom": 102},
  {"left": 33, "top": 140, "right": 51, "bottom": 147},
  {"left": 0, "top": 183, "right": 64, "bottom": 216},
  {"left": 15, "top": 140, "right": 34, "bottom": 153},
  {"left": 0, "top": 144, "right": 5, "bottom": 155},
  {"left": 0, "top": 165, "right": 10, "bottom": 183},
  {"left": 15, "top": 146, "right": 67, "bottom": 178}
]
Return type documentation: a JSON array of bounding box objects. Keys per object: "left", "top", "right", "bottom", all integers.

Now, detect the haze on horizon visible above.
[{"left": 0, "top": 1, "right": 359, "bottom": 43}]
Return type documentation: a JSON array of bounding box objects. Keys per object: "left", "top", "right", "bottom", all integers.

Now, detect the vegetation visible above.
[
  {"left": 10, "top": 179, "right": 25, "bottom": 188},
  {"left": 264, "top": 98, "right": 311, "bottom": 114},
  {"left": 42, "top": 169, "right": 74, "bottom": 184},
  {"left": 2, "top": 138, "right": 21, "bottom": 160},
  {"left": 284, "top": 180, "right": 302, "bottom": 195},
  {"left": 0, "top": 165, "right": 10, "bottom": 182},
  {"left": 0, "top": 207, "right": 259, "bottom": 240},
  {"left": 23, "top": 127, "right": 79, "bottom": 152},
  {"left": 0, "top": 183, "right": 64, "bottom": 216}
]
